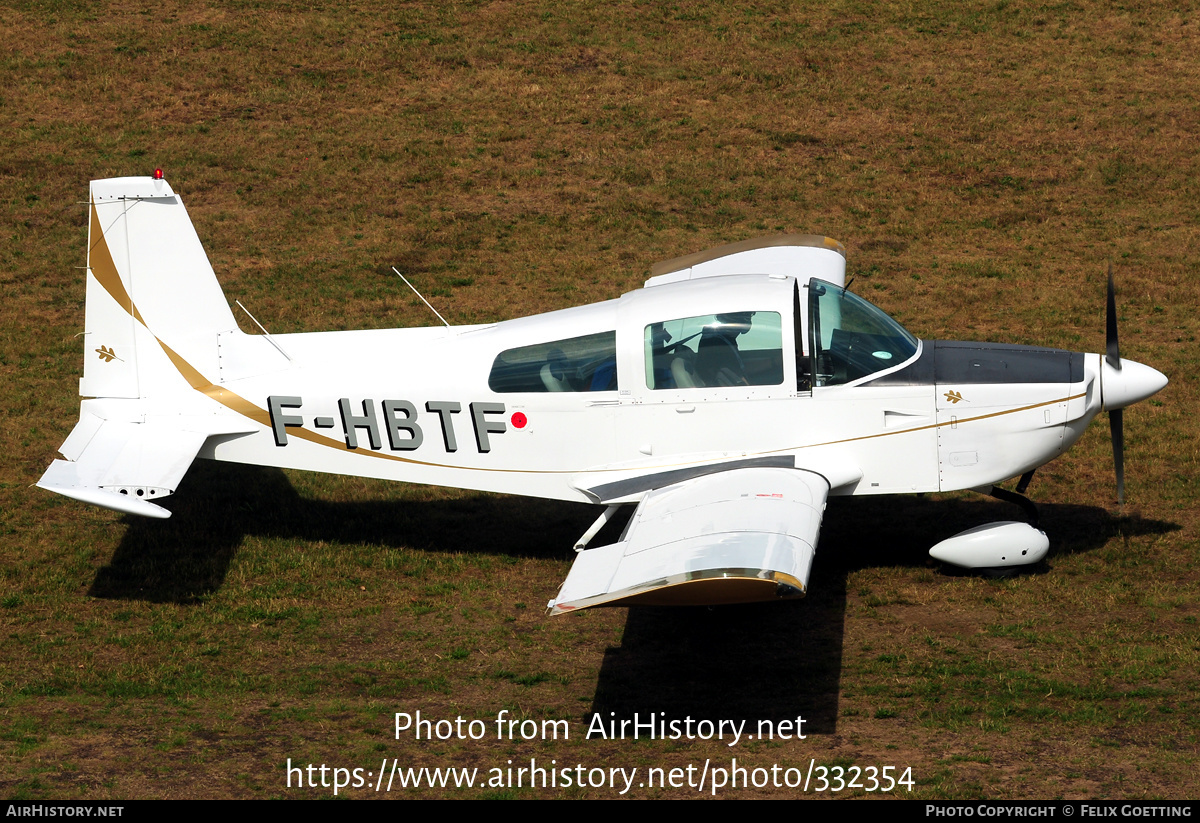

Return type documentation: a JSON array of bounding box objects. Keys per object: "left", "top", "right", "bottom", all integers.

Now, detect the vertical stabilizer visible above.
[{"left": 81, "top": 177, "right": 238, "bottom": 399}]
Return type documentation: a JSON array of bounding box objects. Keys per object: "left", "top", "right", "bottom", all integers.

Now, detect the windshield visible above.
[{"left": 808, "top": 278, "right": 918, "bottom": 387}]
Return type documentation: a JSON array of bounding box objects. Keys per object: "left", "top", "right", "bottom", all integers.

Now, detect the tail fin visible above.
[
  {"left": 40, "top": 176, "right": 251, "bottom": 517},
  {"left": 81, "top": 176, "right": 238, "bottom": 398}
]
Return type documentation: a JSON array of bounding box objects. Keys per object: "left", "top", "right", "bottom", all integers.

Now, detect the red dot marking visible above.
[{"left": 511, "top": 412, "right": 527, "bottom": 429}]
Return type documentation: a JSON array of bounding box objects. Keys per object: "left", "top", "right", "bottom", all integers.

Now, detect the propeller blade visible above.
[
  {"left": 1110, "top": 408, "right": 1125, "bottom": 506},
  {"left": 1106, "top": 264, "right": 1121, "bottom": 370}
]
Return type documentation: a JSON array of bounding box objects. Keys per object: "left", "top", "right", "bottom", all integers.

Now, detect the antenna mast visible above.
[{"left": 392, "top": 267, "right": 450, "bottom": 327}]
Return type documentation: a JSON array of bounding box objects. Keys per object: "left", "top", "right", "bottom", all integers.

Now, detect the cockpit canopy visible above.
[{"left": 482, "top": 274, "right": 919, "bottom": 394}]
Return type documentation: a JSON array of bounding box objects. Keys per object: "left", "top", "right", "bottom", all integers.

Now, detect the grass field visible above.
[{"left": 2, "top": 0, "right": 1197, "bottom": 799}]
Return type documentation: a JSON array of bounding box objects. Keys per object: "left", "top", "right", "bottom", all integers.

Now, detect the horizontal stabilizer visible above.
[
  {"left": 38, "top": 411, "right": 210, "bottom": 518},
  {"left": 548, "top": 467, "right": 829, "bottom": 615}
]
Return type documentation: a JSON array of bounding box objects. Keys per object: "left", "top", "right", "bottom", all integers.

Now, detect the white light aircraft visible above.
[{"left": 39, "top": 175, "right": 1168, "bottom": 614}]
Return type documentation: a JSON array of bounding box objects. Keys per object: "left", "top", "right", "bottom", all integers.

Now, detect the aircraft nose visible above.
[{"left": 1101, "top": 357, "right": 1168, "bottom": 410}]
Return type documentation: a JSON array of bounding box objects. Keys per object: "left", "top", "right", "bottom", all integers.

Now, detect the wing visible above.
[{"left": 548, "top": 467, "right": 829, "bottom": 615}]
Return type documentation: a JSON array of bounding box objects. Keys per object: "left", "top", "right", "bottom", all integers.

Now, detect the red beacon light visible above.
[{"left": 152, "top": 168, "right": 163, "bottom": 180}]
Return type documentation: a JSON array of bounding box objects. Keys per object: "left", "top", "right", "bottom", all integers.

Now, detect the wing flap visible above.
[{"left": 549, "top": 467, "right": 828, "bottom": 615}]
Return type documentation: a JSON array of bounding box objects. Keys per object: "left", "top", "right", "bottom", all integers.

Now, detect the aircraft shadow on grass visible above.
[
  {"left": 88, "top": 459, "right": 1177, "bottom": 735},
  {"left": 588, "top": 493, "right": 1178, "bottom": 734}
]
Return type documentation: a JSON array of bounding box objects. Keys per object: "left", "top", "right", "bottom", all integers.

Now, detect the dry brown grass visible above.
[{"left": 1, "top": 0, "right": 1197, "bottom": 799}]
